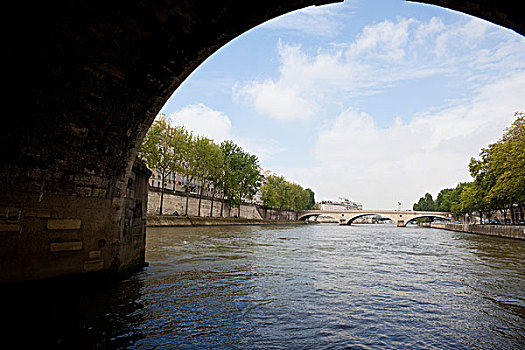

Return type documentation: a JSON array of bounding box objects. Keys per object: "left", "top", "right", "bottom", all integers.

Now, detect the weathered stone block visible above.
[
  {"left": 47, "top": 219, "right": 82, "bottom": 230},
  {"left": 88, "top": 250, "right": 102, "bottom": 259},
  {"left": 49, "top": 241, "right": 83, "bottom": 252},
  {"left": 68, "top": 124, "right": 89, "bottom": 138},
  {"left": 1, "top": 207, "right": 21, "bottom": 218},
  {"left": 24, "top": 208, "right": 52, "bottom": 218},
  {"left": 27, "top": 168, "right": 44, "bottom": 180},
  {"left": 0, "top": 223, "right": 21, "bottom": 232},
  {"left": 91, "top": 188, "right": 107, "bottom": 198},
  {"left": 75, "top": 174, "right": 104, "bottom": 187},
  {"left": 52, "top": 172, "right": 64, "bottom": 180},
  {"left": 115, "top": 180, "right": 126, "bottom": 190},
  {"left": 111, "top": 198, "right": 121, "bottom": 210},
  {"left": 76, "top": 186, "right": 93, "bottom": 197},
  {"left": 84, "top": 259, "right": 104, "bottom": 272}
]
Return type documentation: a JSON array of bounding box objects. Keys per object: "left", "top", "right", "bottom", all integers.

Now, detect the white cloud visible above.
[
  {"left": 276, "top": 72, "right": 525, "bottom": 209},
  {"left": 434, "top": 17, "right": 490, "bottom": 57},
  {"left": 233, "top": 78, "right": 318, "bottom": 121},
  {"left": 348, "top": 18, "right": 416, "bottom": 61},
  {"left": 415, "top": 17, "right": 445, "bottom": 43},
  {"left": 261, "top": 4, "right": 348, "bottom": 38},
  {"left": 233, "top": 17, "right": 464, "bottom": 121},
  {"left": 167, "top": 103, "right": 232, "bottom": 143},
  {"left": 165, "top": 103, "right": 285, "bottom": 162},
  {"left": 235, "top": 137, "right": 285, "bottom": 163},
  {"left": 234, "top": 16, "right": 524, "bottom": 125}
]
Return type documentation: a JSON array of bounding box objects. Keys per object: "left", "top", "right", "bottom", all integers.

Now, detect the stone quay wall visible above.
[
  {"left": 430, "top": 222, "right": 525, "bottom": 240},
  {"left": 147, "top": 188, "right": 300, "bottom": 222},
  {"left": 147, "top": 215, "right": 306, "bottom": 227}
]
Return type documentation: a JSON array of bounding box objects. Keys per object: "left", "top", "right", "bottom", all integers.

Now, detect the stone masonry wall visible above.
[
  {"left": 0, "top": 158, "right": 151, "bottom": 283},
  {"left": 430, "top": 222, "right": 525, "bottom": 240},
  {"left": 148, "top": 188, "right": 299, "bottom": 221}
]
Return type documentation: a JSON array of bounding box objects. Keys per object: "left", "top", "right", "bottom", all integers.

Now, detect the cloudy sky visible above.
[{"left": 160, "top": 0, "right": 525, "bottom": 210}]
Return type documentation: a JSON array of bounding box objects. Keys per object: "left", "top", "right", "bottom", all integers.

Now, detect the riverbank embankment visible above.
[
  {"left": 430, "top": 222, "right": 525, "bottom": 240},
  {"left": 147, "top": 215, "right": 307, "bottom": 227}
]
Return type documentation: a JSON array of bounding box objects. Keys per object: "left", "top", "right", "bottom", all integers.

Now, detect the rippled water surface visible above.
[{"left": 6, "top": 224, "right": 525, "bottom": 349}]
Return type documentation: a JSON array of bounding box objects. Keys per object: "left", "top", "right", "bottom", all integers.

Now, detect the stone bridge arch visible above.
[
  {"left": 345, "top": 213, "right": 397, "bottom": 225},
  {"left": 298, "top": 212, "right": 338, "bottom": 221},
  {"left": 1, "top": 1, "right": 522, "bottom": 282},
  {"left": 404, "top": 214, "right": 450, "bottom": 225},
  {"left": 345, "top": 213, "right": 450, "bottom": 226}
]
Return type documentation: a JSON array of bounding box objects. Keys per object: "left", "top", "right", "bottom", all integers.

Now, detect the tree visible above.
[
  {"left": 218, "top": 140, "right": 262, "bottom": 217},
  {"left": 139, "top": 116, "right": 179, "bottom": 215},
  {"left": 305, "top": 188, "right": 316, "bottom": 210},
  {"left": 219, "top": 140, "right": 241, "bottom": 217},
  {"left": 413, "top": 192, "right": 434, "bottom": 211},
  {"left": 434, "top": 188, "right": 453, "bottom": 212},
  {"left": 435, "top": 182, "right": 468, "bottom": 217},
  {"left": 237, "top": 152, "right": 263, "bottom": 210},
  {"left": 260, "top": 175, "right": 285, "bottom": 218},
  {"left": 261, "top": 175, "right": 313, "bottom": 217},
  {"left": 469, "top": 147, "right": 498, "bottom": 220},
  {"left": 193, "top": 136, "right": 216, "bottom": 217},
  {"left": 260, "top": 175, "right": 280, "bottom": 215},
  {"left": 486, "top": 112, "right": 525, "bottom": 223},
  {"left": 228, "top": 148, "right": 262, "bottom": 217},
  {"left": 205, "top": 143, "right": 224, "bottom": 217},
  {"left": 178, "top": 132, "right": 203, "bottom": 216},
  {"left": 458, "top": 182, "right": 486, "bottom": 222}
]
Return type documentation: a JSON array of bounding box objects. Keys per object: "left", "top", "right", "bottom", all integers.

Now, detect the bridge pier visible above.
[
  {"left": 0, "top": 159, "right": 151, "bottom": 283},
  {"left": 396, "top": 220, "right": 405, "bottom": 227}
]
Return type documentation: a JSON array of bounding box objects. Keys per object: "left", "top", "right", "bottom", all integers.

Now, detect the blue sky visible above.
[{"left": 160, "top": 0, "right": 525, "bottom": 209}]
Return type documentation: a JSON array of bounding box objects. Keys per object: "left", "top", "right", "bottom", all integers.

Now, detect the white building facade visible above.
[{"left": 320, "top": 197, "right": 363, "bottom": 211}]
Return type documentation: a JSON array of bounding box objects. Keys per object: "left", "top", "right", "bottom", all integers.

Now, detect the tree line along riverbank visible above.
[{"left": 139, "top": 114, "right": 317, "bottom": 218}]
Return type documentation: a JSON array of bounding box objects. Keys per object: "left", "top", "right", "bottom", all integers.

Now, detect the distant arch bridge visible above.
[{"left": 297, "top": 210, "right": 451, "bottom": 227}]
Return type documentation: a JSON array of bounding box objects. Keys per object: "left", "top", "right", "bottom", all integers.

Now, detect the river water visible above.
[{"left": 5, "top": 224, "right": 525, "bottom": 349}]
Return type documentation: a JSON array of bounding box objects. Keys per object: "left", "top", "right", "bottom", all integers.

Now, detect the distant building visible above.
[
  {"left": 149, "top": 166, "right": 274, "bottom": 206},
  {"left": 148, "top": 168, "right": 217, "bottom": 197},
  {"left": 320, "top": 197, "right": 362, "bottom": 211}
]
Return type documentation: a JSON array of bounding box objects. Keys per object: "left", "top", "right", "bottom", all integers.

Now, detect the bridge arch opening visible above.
[
  {"left": 299, "top": 214, "right": 339, "bottom": 221},
  {"left": 405, "top": 215, "right": 449, "bottom": 226},
  {"left": 2, "top": 1, "right": 524, "bottom": 282},
  {"left": 346, "top": 213, "right": 395, "bottom": 225}
]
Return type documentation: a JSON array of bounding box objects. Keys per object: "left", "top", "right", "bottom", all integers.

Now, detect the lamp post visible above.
[{"left": 398, "top": 202, "right": 401, "bottom": 211}]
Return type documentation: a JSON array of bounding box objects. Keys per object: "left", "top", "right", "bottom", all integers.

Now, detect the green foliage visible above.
[
  {"left": 457, "top": 182, "right": 484, "bottom": 216},
  {"left": 435, "top": 182, "right": 468, "bottom": 215},
  {"left": 305, "top": 188, "right": 316, "bottom": 210},
  {"left": 140, "top": 116, "right": 269, "bottom": 216},
  {"left": 413, "top": 192, "right": 435, "bottom": 211},
  {"left": 487, "top": 112, "right": 525, "bottom": 206},
  {"left": 260, "top": 175, "right": 314, "bottom": 211},
  {"left": 139, "top": 116, "right": 191, "bottom": 214}
]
